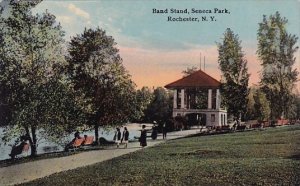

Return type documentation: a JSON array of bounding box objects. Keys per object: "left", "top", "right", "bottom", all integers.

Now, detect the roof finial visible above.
[
  {"left": 204, "top": 56, "right": 206, "bottom": 71},
  {"left": 200, "top": 52, "right": 202, "bottom": 70}
]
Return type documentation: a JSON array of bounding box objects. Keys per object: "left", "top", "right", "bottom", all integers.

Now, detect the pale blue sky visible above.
[
  {"left": 34, "top": 0, "right": 300, "bottom": 49},
  {"left": 31, "top": 0, "right": 300, "bottom": 88}
]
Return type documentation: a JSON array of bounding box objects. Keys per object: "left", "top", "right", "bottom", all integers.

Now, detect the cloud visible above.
[{"left": 67, "top": 3, "right": 90, "bottom": 20}]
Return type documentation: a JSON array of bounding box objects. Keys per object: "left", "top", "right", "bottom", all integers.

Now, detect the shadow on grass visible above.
[
  {"left": 168, "top": 149, "right": 225, "bottom": 157},
  {"left": 100, "top": 146, "right": 142, "bottom": 150}
]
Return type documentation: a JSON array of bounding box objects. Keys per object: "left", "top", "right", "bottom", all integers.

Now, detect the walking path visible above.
[{"left": 0, "top": 128, "right": 201, "bottom": 185}]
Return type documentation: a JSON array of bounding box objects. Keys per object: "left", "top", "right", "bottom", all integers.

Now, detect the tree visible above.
[
  {"left": 67, "top": 28, "right": 138, "bottom": 144},
  {"left": 144, "top": 87, "right": 172, "bottom": 124},
  {"left": 257, "top": 12, "right": 299, "bottom": 120},
  {"left": 0, "top": 1, "right": 80, "bottom": 156},
  {"left": 253, "top": 88, "right": 270, "bottom": 121},
  {"left": 294, "top": 94, "right": 300, "bottom": 120},
  {"left": 245, "top": 87, "right": 256, "bottom": 120},
  {"left": 217, "top": 28, "right": 250, "bottom": 119},
  {"left": 135, "top": 87, "right": 154, "bottom": 122},
  {"left": 245, "top": 86, "right": 270, "bottom": 121}
]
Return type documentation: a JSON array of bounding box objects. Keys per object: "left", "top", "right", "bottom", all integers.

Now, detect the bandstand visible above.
[{"left": 165, "top": 70, "right": 227, "bottom": 127}]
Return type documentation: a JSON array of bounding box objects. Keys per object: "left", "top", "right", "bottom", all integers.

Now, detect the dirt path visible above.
[{"left": 0, "top": 128, "right": 200, "bottom": 185}]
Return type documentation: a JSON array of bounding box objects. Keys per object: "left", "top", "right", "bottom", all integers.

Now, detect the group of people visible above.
[
  {"left": 139, "top": 122, "right": 168, "bottom": 148},
  {"left": 114, "top": 127, "right": 130, "bottom": 148},
  {"left": 150, "top": 122, "right": 168, "bottom": 140},
  {"left": 114, "top": 125, "right": 147, "bottom": 149},
  {"left": 115, "top": 123, "right": 166, "bottom": 149},
  {"left": 64, "top": 131, "right": 90, "bottom": 151},
  {"left": 66, "top": 122, "right": 169, "bottom": 152},
  {"left": 9, "top": 123, "right": 168, "bottom": 160}
]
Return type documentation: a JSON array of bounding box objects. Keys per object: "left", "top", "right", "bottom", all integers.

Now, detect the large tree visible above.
[
  {"left": 217, "top": 28, "right": 250, "bottom": 119},
  {"left": 144, "top": 87, "right": 173, "bottom": 124},
  {"left": 135, "top": 87, "right": 154, "bottom": 122},
  {"left": 253, "top": 88, "right": 271, "bottom": 121},
  {"left": 294, "top": 94, "right": 300, "bottom": 120},
  {"left": 257, "top": 12, "right": 299, "bottom": 120},
  {"left": 0, "top": 1, "right": 80, "bottom": 156},
  {"left": 245, "top": 87, "right": 256, "bottom": 120},
  {"left": 67, "top": 28, "right": 139, "bottom": 144},
  {"left": 245, "top": 86, "right": 270, "bottom": 121}
]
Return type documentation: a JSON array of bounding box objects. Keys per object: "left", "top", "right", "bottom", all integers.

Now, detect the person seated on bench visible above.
[
  {"left": 9, "top": 135, "right": 29, "bottom": 159},
  {"left": 65, "top": 130, "right": 82, "bottom": 151},
  {"left": 82, "top": 135, "right": 94, "bottom": 145},
  {"left": 82, "top": 135, "right": 88, "bottom": 145}
]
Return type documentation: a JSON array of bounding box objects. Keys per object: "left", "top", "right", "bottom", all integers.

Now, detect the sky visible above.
[{"left": 28, "top": 0, "right": 300, "bottom": 90}]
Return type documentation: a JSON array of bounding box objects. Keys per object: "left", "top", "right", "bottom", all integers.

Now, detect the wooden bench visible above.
[
  {"left": 72, "top": 138, "right": 85, "bottom": 151},
  {"left": 83, "top": 136, "right": 94, "bottom": 146},
  {"left": 215, "top": 125, "right": 231, "bottom": 132},
  {"left": 221, "top": 125, "right": 231, "bottom": 132},
  {"left": 277, "top": 119, "right": 289, "bottom": 126}
]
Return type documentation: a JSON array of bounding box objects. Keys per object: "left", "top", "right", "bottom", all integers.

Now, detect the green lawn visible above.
[{"left": 21, "top": 125, "right": 300, "bottom": 186}]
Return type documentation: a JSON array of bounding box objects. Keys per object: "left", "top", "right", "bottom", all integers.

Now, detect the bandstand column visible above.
[
  {"left": 181, "top": 89, "right": 185, "bottom": 109},
  {"left": 208, "top": 89, "right": 212, "bottom": 109},
  {"left": 216, "top": 89, "right": 220, "bottom": 109},
  {"left": 173, "top": 89, "right": 177, "bottom": 109}
]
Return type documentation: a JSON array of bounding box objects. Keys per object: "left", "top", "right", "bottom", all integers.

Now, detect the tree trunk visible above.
[
  {"left": 94, "top": 124, "right": 99, "bottom": 145},
  {"left": 24, "top": 125, "right": 37, "bottom": 157},
  {"left": 30, "top": 125, "right": 37, "bottom": 157}
]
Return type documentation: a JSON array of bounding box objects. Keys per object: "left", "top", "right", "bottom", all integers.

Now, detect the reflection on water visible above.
[
  {"left": 0, "top": 123, "right": 147, "bottom": 161},
  {"left": 42, "top": 146, "right": 60, "bottom": 152}
]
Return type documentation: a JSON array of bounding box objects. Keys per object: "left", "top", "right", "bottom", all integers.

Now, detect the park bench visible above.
[
  {"left": 277, "top": 119, "right": 289, "bottom": 126},
  {"left": 251, "top": 123, "right": 262, "bottom": 129},
  {"left": 71, "top": 138, "right": 85, "bottom": 151},
  {"left": 215, "top": 126, "right": 231, "bottom": 132},
  {"left": 221, "top": 125, "right": 231, "bottom": 132},
  {"left": 83, "top": 136, "right": 94, "bottom": 146}
]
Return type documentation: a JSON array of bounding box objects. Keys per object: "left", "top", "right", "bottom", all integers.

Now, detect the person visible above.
[
  {"left": 140, "top": 125, "right": 147, "bottom": 148},
  {"left": 74, "top": 130, "right": 81, "bottom": 139},
  {"left": 115, "top": 128, "right": 122, "bottom": 148},
  {"left": 122, "top": 127, "right": 129, "bottom": 148},
  {"left": 151, "top": 125, "right": 158, "bottom": 140},
  {"left": 82, "top": 135, "right": 88, "bottom": 145},
  {"left": 65, "top": 130, "right": 81, "bottom": 151},
  {"left": 232, "top": 120, "right": 237, "bottom": 131},
  {"left": 162, "top": 123, "right": 167, "bottom": 139},
  {"left": 9, "top": 135, "right": 29, "bottom": 160}
]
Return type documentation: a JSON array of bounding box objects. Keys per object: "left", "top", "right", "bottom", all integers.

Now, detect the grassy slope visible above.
[{"left": 21, "top": 125, "right": 300, "bottom": 186}]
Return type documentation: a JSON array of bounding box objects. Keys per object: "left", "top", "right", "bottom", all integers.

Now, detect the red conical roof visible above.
[{"left": 165, "top": 70, "right": 221, "bottom": 89}]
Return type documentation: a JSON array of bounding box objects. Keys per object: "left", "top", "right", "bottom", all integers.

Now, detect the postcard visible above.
[{"left": 0, "top": 0, "right": 299, "bottom": 185}]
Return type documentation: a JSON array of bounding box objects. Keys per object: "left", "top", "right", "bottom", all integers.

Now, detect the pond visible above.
[{"left": 0, "top": 123, "right": 150, "bottom": 161}]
